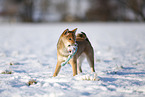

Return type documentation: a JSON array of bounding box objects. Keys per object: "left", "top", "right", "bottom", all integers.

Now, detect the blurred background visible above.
[{"left": 0, "top": 0, "right": 145, "bottom": 23}]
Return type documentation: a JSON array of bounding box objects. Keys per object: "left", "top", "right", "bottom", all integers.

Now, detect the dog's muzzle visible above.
[{"left": 67, "top": 43, "right": 78, "bottom": 55}]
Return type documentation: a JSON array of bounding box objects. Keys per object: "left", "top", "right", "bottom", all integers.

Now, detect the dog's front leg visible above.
[
  {"left": 53, "top": 61, "right": 62, "bottom": 77},
  {"left": 69, "top": 58, "right": 77, "bottom": 76}
]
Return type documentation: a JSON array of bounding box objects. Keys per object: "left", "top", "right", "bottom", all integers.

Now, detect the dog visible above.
[{"left": 53, "top": 28, "right": 95, "bottom": 77}]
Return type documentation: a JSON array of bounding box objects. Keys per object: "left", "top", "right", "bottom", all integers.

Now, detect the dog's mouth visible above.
[{"left": 67, "top": 43, "right": 78, "bottom": 55}]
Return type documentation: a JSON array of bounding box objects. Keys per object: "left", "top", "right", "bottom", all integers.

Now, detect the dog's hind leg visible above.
[
  {"left": 77, "top": 53, "right": 85, "bottom": 74},
  {"left": 85, "top": 48, "right": 95, "bottom": 73}
]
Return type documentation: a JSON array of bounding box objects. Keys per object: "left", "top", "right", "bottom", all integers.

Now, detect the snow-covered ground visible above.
[{"left": 0, "top": 23, "right": 145, "bottom": 97}]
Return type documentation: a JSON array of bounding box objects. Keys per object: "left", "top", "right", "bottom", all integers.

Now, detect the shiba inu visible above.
[{"left": 53, "top": 28, "right": 95, "bottom": 77}]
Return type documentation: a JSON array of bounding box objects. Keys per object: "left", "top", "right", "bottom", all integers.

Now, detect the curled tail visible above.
[{"left": 76, "top": 32, "right": 89, "bottom": 42}]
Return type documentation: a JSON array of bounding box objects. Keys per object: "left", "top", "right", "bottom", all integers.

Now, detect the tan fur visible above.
[{"left": 53, "top": 28, "right": 95, "bottom": 77}]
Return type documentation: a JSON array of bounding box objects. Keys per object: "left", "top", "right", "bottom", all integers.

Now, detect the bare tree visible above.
[
  {"left": 118, "top": 0, "right": 145, "bottom": 21},
  {"left": 86, "top": 0, "right": 118, "bottom": 21},
  {"left": 21, "top": 0, "right": 34, "bottom": 22}
]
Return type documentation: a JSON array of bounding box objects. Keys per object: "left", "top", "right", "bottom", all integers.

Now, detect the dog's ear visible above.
[
  {"left": 72, "top": 28, "right": 77, "bottom": 34},
  {"left": 63, "top": 29, "right": 69, "bottom": 35}
]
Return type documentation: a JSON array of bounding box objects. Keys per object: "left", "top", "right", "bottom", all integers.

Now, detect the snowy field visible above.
[{"left": 0, "top": 23, "right": 145, "bottom": 97}]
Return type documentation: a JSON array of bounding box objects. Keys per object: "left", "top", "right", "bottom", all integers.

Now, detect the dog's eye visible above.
[
  {"left": 68, "top": 45, "right": 71, "bottom": 47},
  {"left": 69, "top": 38, "right": 71, "bottom": 40}
]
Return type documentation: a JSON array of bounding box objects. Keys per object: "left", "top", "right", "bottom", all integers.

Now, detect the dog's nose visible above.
[
  {"left": 69, "top": 50, "right": 71, "bottom": 53},
  {"left": 74, "top": 43, "right": 78, "bottom": 46}
]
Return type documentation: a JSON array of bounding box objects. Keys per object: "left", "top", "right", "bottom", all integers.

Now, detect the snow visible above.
[{"left": 0, "top": 23, "right": 145, "bottom": 97}]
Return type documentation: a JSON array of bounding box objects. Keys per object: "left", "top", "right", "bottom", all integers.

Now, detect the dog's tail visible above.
[{"left": 76, "top": 32, "right": 89, "bottom": 42}]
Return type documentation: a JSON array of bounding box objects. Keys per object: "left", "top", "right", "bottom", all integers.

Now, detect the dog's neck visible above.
[{"left": 57, "top": 38, "right": 69, "bottom": 57}]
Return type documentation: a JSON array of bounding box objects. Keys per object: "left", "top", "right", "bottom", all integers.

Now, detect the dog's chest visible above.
[{"left": 58, "top": 55, "right": 68, "bottom": 61}]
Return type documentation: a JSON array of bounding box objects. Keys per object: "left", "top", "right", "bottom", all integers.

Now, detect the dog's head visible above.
[{"left": 61, "top": 28, "right": 78, "bottom": 54}]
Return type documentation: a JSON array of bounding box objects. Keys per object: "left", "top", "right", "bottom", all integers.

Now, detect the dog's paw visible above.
[{"left": 75, "top": 73, "right": 100, "bottom": 81}]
